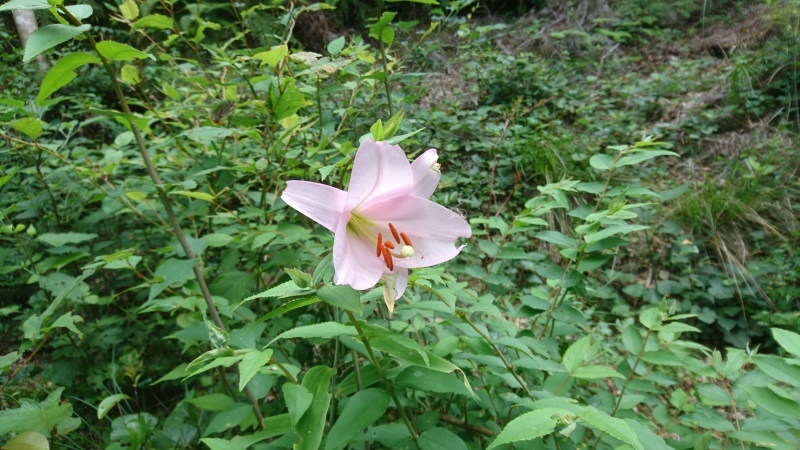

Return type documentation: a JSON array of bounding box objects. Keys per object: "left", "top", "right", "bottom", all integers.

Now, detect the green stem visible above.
[
  {"left": 345, "top": 311, "right": 419, "bottom": 447},
  {"left": 59, "top": 7, "right": 265, "bottom": 430}
]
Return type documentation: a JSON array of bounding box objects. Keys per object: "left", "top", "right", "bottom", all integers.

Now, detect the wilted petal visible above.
[
  {"left": 409, "top": 149, "right": 440, "bottom": 199},
  {"left": 360, "top": 196, "right": 471, "bottom": 269},
  {"left": 281, "top": 181, "right": 347, "bottom": 232},
  {"left": 345, "top": 139, "right": 413, "bottom": 210},
  {"left": 381, "top": 268, "right": 408, "bottom": 312},
  {"left": 332, "top": 211, "right": 385, "bottom": 290}
]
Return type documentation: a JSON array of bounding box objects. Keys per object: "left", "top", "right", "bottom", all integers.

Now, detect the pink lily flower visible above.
[{"left": 281, "top": 138, "right": 471, "bottom": 311}]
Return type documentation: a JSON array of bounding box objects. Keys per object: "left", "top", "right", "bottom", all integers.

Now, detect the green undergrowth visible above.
[{"left": 1, "top": 0, "right": 798, "bottom": 449}]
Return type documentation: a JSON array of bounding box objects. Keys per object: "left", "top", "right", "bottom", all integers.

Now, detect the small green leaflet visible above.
[{"left": 23, "top": 24, "right": 91, "bottom": 63}]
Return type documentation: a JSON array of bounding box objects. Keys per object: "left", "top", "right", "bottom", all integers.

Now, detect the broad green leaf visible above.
[
  {"left": 589, "top": 154, "right": 615, "bottom": 170},
  {"left": 744, "top": 385, "right": 800, "bottom": 418},
  {"left": 131, "top": 14, "right": 174, "bottom": 31},
  {"left": 327, "top": 36, "right": 345, "bottom": 55},
  {"left": 4, "top": 431, "right": 50, "bottom": 450},
  {"left": 120, "top": 64, "right": 140, "bottom": 84},
  {"left": 38, "top": 52, "right": 101, "bottom": 103},
  {"left": 119, "top": 0, "right": 138, "bottom": 20},
  {"left": 282, "top": 383, "right": 313, "bottom": 426},
  {"left": 95, "top": 41, "right": 149, "bottom": 61},
  {"left": 325, "top": 388, "right": 390, "bottom": 450},
  {"left": 571, "top": 365, "right": 624, "bottom": 379},
  {"left": 640, "top": 350, "right": 685, "bottom": 366},
  {"left": 578, "top": 409, "right": 644, "bottom": 450},
  {"left": 695, "top": 383, "right": 730, "bottom": 407},
  {"left": 653, "top": 322, "right": 701, "bottom": 333},
  {"left": 318, "top": 284, "right": 361, "bottom": 314},
  {"left": 49, "top": 312, "right": 84, "bottom": 337},
  {"left": 37, "top": 232, "right": 97, "bottom": 246},
  {"left": 253, "top": 45, "right": 288, "bottom": 68},
  {"left": 0, "top": 351, "right": 21, "bottom": 370},
  {"left": 238, "top": 349, "right": 273, "bottom": 391},
  {"left": 231, "top": 414, "right": 292, "bottom": 446},
  {"left": 638, "top": 307, "right": 662, "bottom": 330},
  {"left": 294, "top": 366, "right": 333, "bottom": 450},
  {"left": 0, "top": 0, "right": 50, "bottom": 11},
  {"left": 23, "top": 24, "right": 91, "bottom": 63},
  {"left": 9, "top": 117, "right": 45, "bottom": 139},
  {"left": 170, "top": 190, "right": 215, "bottom": 202},
  {"left": 772, "top": 328, "right": 800, "bottom": 358},
  {"left": 0, "top": 388, "right": 74, "bottom": 435},
  {"left": 148, "top": 258, "right": 196, "bottom": 301},
  {"left": 487, "top": 408, "right": 562, "bottom": 449},
  {"left": 729, "top": 431, "right": 796, "bottom": 450},
  {"left": 562, "top": 335, "right": 592, "bottom": 373},
  {"left": 200, "top": 438, "right": 247, "bottom": 450},
  {"left": 202, "top": 403, "right": 251, "bottom": 437},
  {"left": 584, "top": 225, "right": 649, "bottom": 243},
  {"left": 418, "top": 427, "right": 468, "bottom": 450},
  {"left": 271, "top": 322, "right": 356, "bottom": 344},
  {"left": 535, "top": 230, "right": 576, "bottom": 248},
  {"left": 393, "top": 366, "right": 472, "bottom": 397},
  {"left": 187, "top": 394, "right": 235, "bottom": 411},
  {"left": 97, "top": 394, "right": 130, "bottom": 420},
  {"left": 181, "top": 127, "right": 235, "bottom": 142},
  {"left": 0, "top": 167, "right": 18, "bottom": 189},
  {"left": 614, "top": 149, "right": 679, "bottom": 168},
  {"left": 622, "top": 325, "right": 643, "bottom": 355},
  {"left": 752, "top": 355, "right": 800, "bottom": 387}
]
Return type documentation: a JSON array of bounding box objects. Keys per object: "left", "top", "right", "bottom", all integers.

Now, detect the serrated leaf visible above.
[
  {"left": 23, "top": 24, "right": 91, "bottom": 62},
  {"left": 487, "top": 408, "right": 560, "bottom": 449},
  {"left": 317, "top": 284, "right": 361, "bottom": 314},
  {"left": 753, "top": 355, "right": 800, "bottom": 387},
  {"left": 270, "top": 322, "right": 357, "bottom": 345},
  {"left": 578, "top": 409, "right": 644, "bottom": 450},
  {"left": 571, "top": 365, "right": 624, "bottom": 379},
  {"left": 37, "top": 52, "right": 101, "bottom": 103},
  {"left": 0, "top": 388, "right": 74, "bottom": 435},
  {"left": 394, "top": 366, "right": 472, "bottom": 397},
  {"left": 119, "top": 0, "right": 139, "bottom": 20},
  {"left": 9, "top": 117, "right": 46, "bottom": 139},
  {"left": 562, "top": 335, "right": 592, "bottom": 373},
  {"left": 238, "top": 349, "right": 273, "bottom": 391},
  {"left": 282, "top": 383, "right": 313, "bottom": 426}
]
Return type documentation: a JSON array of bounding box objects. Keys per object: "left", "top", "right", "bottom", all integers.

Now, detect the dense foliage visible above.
[{"left": 1, "top": 0, "right": 799, "bottom": 449}]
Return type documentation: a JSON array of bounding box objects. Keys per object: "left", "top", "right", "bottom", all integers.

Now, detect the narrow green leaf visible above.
[
  {"left": 270, "top": 322, "right": 357, "bottom": 345},
  {"left": 571, "top": 365, "right": 624, "bottom": 379},
  {"left": 535, "top": 230, "right": 577, "bottom": 248},
  {"left": 131, "top": 14, "right": 174, "bottom": 31},
  {"left": 753, "top": 355, "right": 800, "bottom": 387},
  {"left": 562, "top": 335, "right": 592, "bottom": 373},
  {"left": 200, "top": 438, "right": 247, "bottom": 450},
  {"left": 744, "top": 385, "right": 800, "bottom": 418},
  {"left": 97, "top": 394, "right": 130, "bottom": 420},
  {"left": 614, "top": 149, "right": 679, "bottom": 168},
  {"left": 23, "top": 24, "right": 91, "bottom": 63},
  {"left": 294, "top": 366, "right": 333, "bottom": 450},
  {"left": 394, "top": 366, "right": 472, "bottom": 396},
  {"left": 37, "top": 232, "right": 97, "bottom": 247}
]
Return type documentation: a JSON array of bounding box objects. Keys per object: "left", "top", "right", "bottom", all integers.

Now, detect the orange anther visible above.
[
  {"left": 383, "top": 241, "right": 395, "bottom": 250},
  {"left": 376, "top": 233, "right": 383, "bottom": 257},
  {"left": 400, "top": 232, "right": 413, "bottom": 246},
  {"left": 381, "top": 246, "right": 394, "bottom": 271},
  {"left": 388, "top": 223, "right": 401, "bottom": 243}
]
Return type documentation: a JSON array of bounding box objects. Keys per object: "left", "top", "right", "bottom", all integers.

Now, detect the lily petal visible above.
[
  {"left": 345, "top": 139, "right": 413, "bottom": 210},
  {"left": 282, "top": 181, "right": 347, "bottom": 232},
  {"left": 333, "top": 211, "right": 385, "bottom": 290},
  {"left": 360, "top": 196, "right": 471, "bottom": 268},
  {"left": 409, "top": 149, "right": 440, "bottom": 199}
]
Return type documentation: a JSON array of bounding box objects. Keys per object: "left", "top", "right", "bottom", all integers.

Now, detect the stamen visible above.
[
  {"left": 381, "top": 246, "right": 394, "bottom": 271},
  {"left": 400, "top": 232, "right": 413, "bottom": 246},
  {"left": 388, "top": 223, "right": 401, "bottom": 243},
  {"left": 376, "top": 233, "right": 383, "bottom": 257},
  {"left": 383, "top": 241, "right": 395, "bottom": 250}
]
